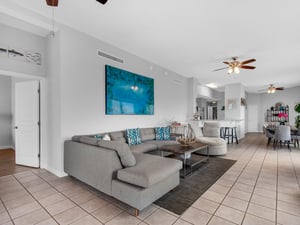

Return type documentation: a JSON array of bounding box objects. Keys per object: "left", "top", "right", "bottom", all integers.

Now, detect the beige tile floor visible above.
[{"left": 0, "top": 133, "right": 300, "bottom": 225}]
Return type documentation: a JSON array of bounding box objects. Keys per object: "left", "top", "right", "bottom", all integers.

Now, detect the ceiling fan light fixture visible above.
[
  {"left": 216, "top": 57, "right": 256, "bottom": 74},
  {"left": 267, "top": 85, "right": 276, "bottom": 94},
  {"left": 234, "top": 67, "right": 240, "bottom": 74},
  {"left": 46, "top": 0, "right": 58, "bottom": 7}
]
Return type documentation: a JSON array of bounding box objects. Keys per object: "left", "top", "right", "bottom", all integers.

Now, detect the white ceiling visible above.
[{"left": 1, "top": 0, "right": 300, "bottom": 92}]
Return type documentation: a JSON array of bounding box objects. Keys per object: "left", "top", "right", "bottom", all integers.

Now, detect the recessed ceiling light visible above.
[{"left": 205, "top": 83, "right": 218, "bottom": 89}]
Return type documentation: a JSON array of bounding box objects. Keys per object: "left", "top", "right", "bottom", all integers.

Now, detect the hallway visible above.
[{"left": 0, "top": 149, "right": 36, "bottom": 177}]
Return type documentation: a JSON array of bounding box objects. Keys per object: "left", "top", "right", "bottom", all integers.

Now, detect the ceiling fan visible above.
[
  {"left": 45, "top": 0, "right": 108, "bottom": 7},
  {"left": 213, "top": 57, "right": 256, "bottom": 74},
  {"left": 260, "top": 84, "right": 284, "bottom": 94}
]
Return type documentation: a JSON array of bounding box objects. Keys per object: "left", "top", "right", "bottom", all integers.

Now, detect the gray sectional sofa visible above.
[{"left": 64, "top": 128, "right": 182, "bottom": 215}]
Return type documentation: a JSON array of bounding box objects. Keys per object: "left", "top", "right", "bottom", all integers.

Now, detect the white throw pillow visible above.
[{"left": 102, "top": 134, "right": 111, "bottom": 141}]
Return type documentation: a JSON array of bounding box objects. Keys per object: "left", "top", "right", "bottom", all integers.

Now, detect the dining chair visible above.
[
  {"left": 292, "top": 129, "right": 300, "bottom": 148},
  {"left": 273, "top": 125, "right": 291, "bottom": 151},
  {"left": 263, "top": 125, "right": 274, "bottom": 145}
]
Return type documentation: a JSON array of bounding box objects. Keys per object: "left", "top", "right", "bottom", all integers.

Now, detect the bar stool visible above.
[
  {"left": 220, "top": 127, "right": 225, "bottom": 138},
  {"left": 223, "top": 127, "right": 238, "bottom": 144}
]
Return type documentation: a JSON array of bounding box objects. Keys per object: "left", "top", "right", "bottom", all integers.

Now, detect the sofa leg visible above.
[{"left": 135, "top": 209, "right": 139, "bottom": 217}]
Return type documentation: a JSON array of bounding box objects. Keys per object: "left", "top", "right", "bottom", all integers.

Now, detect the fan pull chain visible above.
[{"left": 51, "top": 6, "right": 55, "bottom": 37}]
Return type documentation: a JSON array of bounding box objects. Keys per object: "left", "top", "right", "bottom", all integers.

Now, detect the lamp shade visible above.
[
  {"left": 228, "top": 68, "right": 233, "bottom": 74},
  {"left": 234, "top": 67, "right": 240, "bottom": 74}
]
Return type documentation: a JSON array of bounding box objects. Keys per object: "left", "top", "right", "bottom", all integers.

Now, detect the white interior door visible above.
[
  {"left": 247, "top": 105, "right": 258, "bottom": 132},
  {"left": 15, "top": 80, "right": 40, "bottom": 167}
]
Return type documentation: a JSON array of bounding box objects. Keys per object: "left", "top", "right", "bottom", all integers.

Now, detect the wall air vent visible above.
[{"left": 98, "top": 51, "right": 124, "bottom": 64}]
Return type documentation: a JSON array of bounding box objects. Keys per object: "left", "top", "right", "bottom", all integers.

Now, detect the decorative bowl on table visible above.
[{"left": 176, "top": 137, "right": 196, "bottom": 146}]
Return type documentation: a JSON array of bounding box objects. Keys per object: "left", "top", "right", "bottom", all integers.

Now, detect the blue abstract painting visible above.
[{"left": 105, "top": 65, "right": 154, "bottom": 115}]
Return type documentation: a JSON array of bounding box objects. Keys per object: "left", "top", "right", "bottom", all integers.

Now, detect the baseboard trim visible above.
[
  {"left": 0, "top": 145, "right": 15, "bottom": 150},
  {"left": 45, "top": 166, "right": 67, "bottom": 178}
]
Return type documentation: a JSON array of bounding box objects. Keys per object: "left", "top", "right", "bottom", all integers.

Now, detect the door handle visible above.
[{"left": 14, "top": 126, "right": 18, "bottom": 129}]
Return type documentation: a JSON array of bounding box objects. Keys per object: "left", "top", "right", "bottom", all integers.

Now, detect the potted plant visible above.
[{"left": 295, "top": 103, "right": 300, "bottom": 128}]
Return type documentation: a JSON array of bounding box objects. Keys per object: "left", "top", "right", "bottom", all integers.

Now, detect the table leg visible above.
[
  {"left": 183, "top": 154, "right": 186, "bottom": 177},
  {"left": 207, "top": 146, "right": 209, "bottom": 163}
]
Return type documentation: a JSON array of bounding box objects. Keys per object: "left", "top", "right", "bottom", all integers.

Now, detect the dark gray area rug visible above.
[{"left": 154, "top": 156, "right": 236, "bottom": 215}]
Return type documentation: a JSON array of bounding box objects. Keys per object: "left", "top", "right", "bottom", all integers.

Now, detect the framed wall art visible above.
[{"left": 105, "top": 65, "right": 154, "bottom": 115}]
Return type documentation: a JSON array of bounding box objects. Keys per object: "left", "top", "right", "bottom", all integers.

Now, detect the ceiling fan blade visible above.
[
  {"left": 240, "top": 65, "right": 256, "bottom": 69},
  {"left": 46, "top": 0, "right": 58, "bottom": 6},
  {"left": 213, "top": 67, "right": 228, "bottom": 72},
  {"left": 276, "top": 87, "right": 284, "bottom": 90},
  {"left": 223, "top": 61, "right": 230, "bottom": 65},
  {"left": 240, "top": 59, "right": 256, "bottom": 65},
  {"left": 96, "top": 0, "right": 108, "bottom": 4}
]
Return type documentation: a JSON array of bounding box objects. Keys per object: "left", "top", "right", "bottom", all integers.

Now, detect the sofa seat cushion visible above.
[
  {"left": 156, "top": 140, "right": 178, "bottom": 148},
  {"left": 196, "top": 137, "right": 227, "bottom": 156},
  {"left": 144, "top": 140, "right": 178, "bottom": 148},
  {"left": 130, "top": 143, "right": 157, "bottom": 153},
  {"left": 117, "top": 153, "right": 182, "bottom": 188},
  {"left": 197, "top": 137, "right": 226, "bottom": 146}
]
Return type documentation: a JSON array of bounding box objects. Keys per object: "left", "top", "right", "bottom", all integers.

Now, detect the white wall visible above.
[
  {"left": 0, "top": 23, "right": 46, "bottom": 77},
  {"left": 0, "top": 76, "right": 12, "bottom": 148},
  {"left": 47, "top": 26, "right": 189, "bottom": 175},
  {"left": 46, "top": 32, "right": 62, "bottom": 175},
  {"left": 187, "top": 77, "right": 198, "bottom": 120},
  {"left": 246, "top": 93, "right": 261, "bottom": 132},
  {"left": 225, "top": 83, "right": 246, "bottom": 139}
]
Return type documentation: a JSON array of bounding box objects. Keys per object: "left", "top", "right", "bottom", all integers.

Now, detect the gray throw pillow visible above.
[
  {"left": 79, "top": 136, "right": 99, "bottom": 146},
  {"left": 98, "top": 140, "right": 136, "bottom": 167}
]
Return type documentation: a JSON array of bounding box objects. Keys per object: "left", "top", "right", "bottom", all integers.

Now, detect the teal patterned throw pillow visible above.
[
  {"left": 126, "top": 128, "right": 142, "bottom": 146},
  {"left": 94, "top": 134, "right": 102, "bottom": 140},
  {"left": 155, "top": 126, "right": 170, "bottom": 140}
]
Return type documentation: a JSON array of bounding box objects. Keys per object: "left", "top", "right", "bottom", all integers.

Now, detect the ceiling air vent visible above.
[{"left": 98, "top": 51, "right": 124, "bottom": 64}]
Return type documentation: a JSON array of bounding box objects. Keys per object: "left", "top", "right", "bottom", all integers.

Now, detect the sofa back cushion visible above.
[
  {"left": 98, "top": 140, "right": 136, "bottom": 167},
  {"left": 189, "top": 123, "right": 203, "bottom": 138},
  {"left": 203, "top": 122, "right": 220, "bottom": 137},
  {"left": 110, "top": 131, "right": 126, "bottom": 143},
  {"left": 140, "top": 128, "right": 156, "bottom": 141}
]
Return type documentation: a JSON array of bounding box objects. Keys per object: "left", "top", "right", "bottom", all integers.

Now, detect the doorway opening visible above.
[
  {"left": 0, "top": 149, "right": 37, "bottom": 177},
  {"left": 0, "top": 72, "right": 44, "bottom": 177}
]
